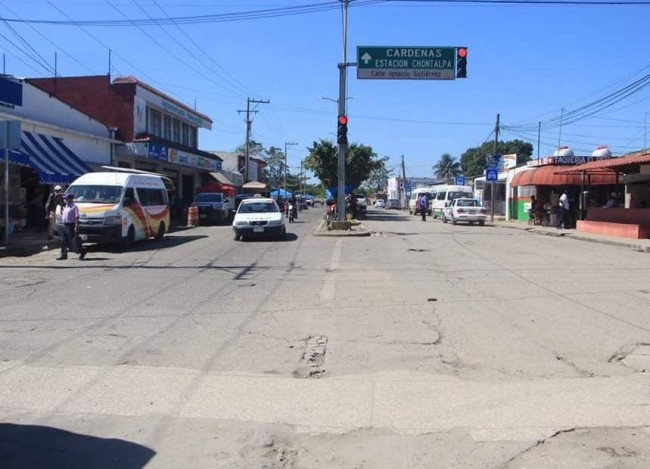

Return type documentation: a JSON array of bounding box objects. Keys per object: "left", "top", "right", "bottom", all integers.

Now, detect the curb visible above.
[
  {"left": 492, "top": 222, "right": 650, "bottom": 253},
  {"left": 312, "top": 219, "right": 372, "bottom": 237}
]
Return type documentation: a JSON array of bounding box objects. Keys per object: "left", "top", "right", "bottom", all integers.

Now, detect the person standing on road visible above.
[
  {"left": 45, "top": 185, "right": 64, "bottom": 239},
  {"left": 419, "top": 193, "right": 428, "bottom": 221},
  {"left": 557, "top": 190, "right": 569, "bottom": 229},
  {"left": 57, "top": 193, "right": 86, "bottom": 260}
]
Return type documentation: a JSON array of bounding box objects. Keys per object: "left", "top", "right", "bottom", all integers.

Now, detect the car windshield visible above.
[
  {"left": 457, "top": 199, "right": 479, "bottom": 207},
  {"left": 449, "top": 191, "right": 473, "bottom": 200},
  {"left": 238, "top": 202, "right": 278, "bottom": 214},
  {"left": 67, "top": 185, "right": 122, "bottom": 204},
  {"left": 195, "top": 193, "right": 222, "bottom": 203}
]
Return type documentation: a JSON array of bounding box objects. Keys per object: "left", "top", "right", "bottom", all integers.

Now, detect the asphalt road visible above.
[{"left": 1, "top": 206, "right": 649, "bottom": 468}]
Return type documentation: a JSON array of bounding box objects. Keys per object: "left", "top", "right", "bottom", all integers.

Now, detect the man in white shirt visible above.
[{"left": 557, "top": 190, "right": 569, "bottom": 229}]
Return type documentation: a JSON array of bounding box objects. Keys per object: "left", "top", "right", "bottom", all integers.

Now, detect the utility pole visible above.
[
  {"left": 537, "top": 121, "right": 541, "bottom": 158},
  {"left": 491, "top": 114, "right": 500, "bottom": 223},
  {"left": 284, "top": 141, "right": 298, "bottom": 198},
  {"left": 238, "top": 98, "right": 269, "bottom": 182},
  {"left": 401, "top": 154, "right": 407, "bottom": 210},
  {"left": 299, "top": 159, "right": 304, "bottom": 196}
]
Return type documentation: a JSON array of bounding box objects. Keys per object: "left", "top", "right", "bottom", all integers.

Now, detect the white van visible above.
[
  {"left": 64, "top": 171, "right": 171, "bottom": 249},
  {"left": 430, "top": 185, "right": 474, "bottom": 218},
  {"left": 408, "top": 187, "right": 436, "bottom": 215}
]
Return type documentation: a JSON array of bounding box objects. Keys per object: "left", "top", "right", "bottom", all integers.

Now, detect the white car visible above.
[
  {"left": 441, "top": 198, "right": 487, "bottom": 226},
  {"left": 375, "top": 199, "right": 385, "bottom": 208},
  {"left": 232, "top": 197, "right": 286, "bottom": 241}
]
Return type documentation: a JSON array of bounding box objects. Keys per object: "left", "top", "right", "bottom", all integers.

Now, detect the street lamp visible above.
[{"left": 284, "top": 141, "right": 298, "bottom": 199}]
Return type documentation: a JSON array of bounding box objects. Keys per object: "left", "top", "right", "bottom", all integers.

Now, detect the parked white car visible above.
[
  {"left": 441, "top": 198, "right": 487, "bottom": 226},
  {"left": 232, "top": 197, "right": 286, "bottom": 241}
]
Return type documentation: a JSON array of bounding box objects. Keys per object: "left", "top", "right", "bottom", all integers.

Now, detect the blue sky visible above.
[{"left": 2, "top": 0, "right": 649, "bottom": 179}]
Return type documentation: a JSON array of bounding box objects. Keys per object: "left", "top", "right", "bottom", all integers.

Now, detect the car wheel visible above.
[
  {"left": 479, "top": 220, "right": 485, "bottom": 226},
  {"left": 121, "top": 225, "right": 135, "bottom": 250},
  {"left": 469, "top": 221, "right": 474, "bottom": 226},
  {"left": 233, "top": 233, "right": 241, "bottom": 241},
  {"left": 155, "top": 222, "right": 165, "bottom": 241},
  {"left": 442, "top": 214, "right": 447, "bottom": 223},
  {"left": 451, "top": 217, "right": 457, "bottom": 225}
]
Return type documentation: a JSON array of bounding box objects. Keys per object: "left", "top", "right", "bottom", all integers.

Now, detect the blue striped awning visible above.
[{"left": 8, "top": 131, "right": 91, "bottom": 185}]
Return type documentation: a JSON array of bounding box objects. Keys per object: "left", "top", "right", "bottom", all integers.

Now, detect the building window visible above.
[
  {"left": 163, "top": 115, "right": 172, "bottom": 141},
  {"left": 188, "top": 126, "right": 197, "bottom": 149},
  {"left": 172, "top": 118, "right": 181, "bottom": 143},
  {"left": 148, "top": 108, "right": 162, "bottom": 137},
  {"left": 181, "top": 122, "right": 189, "bottom": 146}
]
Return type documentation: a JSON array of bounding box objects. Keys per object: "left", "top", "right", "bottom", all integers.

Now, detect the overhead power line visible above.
[{"left": 6, "top": 0, "right": 646, "bottom": 28}]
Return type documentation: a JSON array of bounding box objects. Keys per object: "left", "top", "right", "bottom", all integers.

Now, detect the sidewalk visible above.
[
  {"left": 491, "top": 219, "right": 650, "bottom": 253},
  {"left": 0, "top": 228, "right": 58, "bottom": 258}
]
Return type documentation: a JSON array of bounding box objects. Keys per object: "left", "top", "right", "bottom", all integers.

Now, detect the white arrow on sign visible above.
[{"left": 361, "top": 52, "right": 372, "bottom": 64}]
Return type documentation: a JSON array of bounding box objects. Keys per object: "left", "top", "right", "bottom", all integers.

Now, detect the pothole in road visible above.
[{"left": 293, "top": 335, "right": 327, "bottom": 379}]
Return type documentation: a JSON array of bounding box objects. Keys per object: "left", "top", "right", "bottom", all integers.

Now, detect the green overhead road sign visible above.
[{"left": 357, "top": 46, "right": 457, "bottom": 80}]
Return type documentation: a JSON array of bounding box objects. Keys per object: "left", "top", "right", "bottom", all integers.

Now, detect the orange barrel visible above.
[{"left": 187, "top": 206, "right": 199, "bottom": 227}]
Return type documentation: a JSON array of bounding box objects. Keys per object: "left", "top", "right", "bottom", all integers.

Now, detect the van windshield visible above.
[
  {"left": 449, "top": 191, "right": 473, "bottom": 200},
  {"left": 67, "top": 185, "right": 122, "bottom": 204}
]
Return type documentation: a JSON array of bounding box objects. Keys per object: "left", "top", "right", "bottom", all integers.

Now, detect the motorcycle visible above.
[{"left": 288, "top": 203, "right": 296, "bottom": 223}]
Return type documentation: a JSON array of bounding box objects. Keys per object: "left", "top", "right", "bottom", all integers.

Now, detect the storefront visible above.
[
  {"left": 554, "top": 150, "right": 650, "bottom": 238},
  {"left": 1, "top": 77, "right": 112, "bottom": 239},
  {"left": 509, "top": 149, "right": 617, "bottom": 226}
]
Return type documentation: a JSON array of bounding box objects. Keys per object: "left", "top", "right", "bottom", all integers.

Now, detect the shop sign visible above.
[
  {"left": 147, "top": 143, "right": 169, "bottom": 162},
  {"left": 528, "top": 156, "right": 612, "bottom": 167},
  {"left": 168, "top": 148, "right": 222, "bottom": 171}
]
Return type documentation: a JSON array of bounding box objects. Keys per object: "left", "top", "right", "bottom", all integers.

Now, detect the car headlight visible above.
[{"left": 104, "top": 216, "right": 122, "bottom": 225}]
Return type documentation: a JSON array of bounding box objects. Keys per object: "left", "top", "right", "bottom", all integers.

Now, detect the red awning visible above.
[{"left": 510, "top": 165, "right": 617, "bottom": 187}]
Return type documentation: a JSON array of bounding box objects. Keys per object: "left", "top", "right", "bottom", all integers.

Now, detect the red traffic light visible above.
[
  {"left": 457, "top": 47, "right": 467, "bottom": 58},
  {"left": 338, "top": 115, "right": 348, "bottom": 125}
]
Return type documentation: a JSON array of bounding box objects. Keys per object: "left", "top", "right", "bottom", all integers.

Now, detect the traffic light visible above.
[
  {"left": 456, "top": 47, "right": 468, "bottom": 79},
  {"left": 337, "top": 115, "right": 348, "bottom": 145}
]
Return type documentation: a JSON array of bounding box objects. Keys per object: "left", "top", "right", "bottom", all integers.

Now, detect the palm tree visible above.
[{"left": 433, "top": 153, "right": 462, "bottom": 180}]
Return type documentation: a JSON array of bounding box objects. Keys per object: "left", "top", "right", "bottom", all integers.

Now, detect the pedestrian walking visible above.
[
  {"left": 57, "top": 193, "right": 86, "bottom": 260},
  {"left": 556, "top": 190, "right": 569, "bottom": 229},
  {"left": 419, "top": 193, "right": 428, "bottom": 221},
  {"left": 45, "top": 185, "right": 64, "bottom": 239}
]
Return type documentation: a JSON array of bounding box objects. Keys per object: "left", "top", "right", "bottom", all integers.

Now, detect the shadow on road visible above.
[{"left": 0, "top": 423, "right": 155, "bottom": 469}]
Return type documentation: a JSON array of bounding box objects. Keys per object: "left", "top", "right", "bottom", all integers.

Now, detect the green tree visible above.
[
  {"left": 460, "top": 139, "right": 533, "bottom": 177},
  {"left": 433, "top": 153, "right": 462, "bottom": 180},
  {"left": 363, "top": 155, "right": 392, "bottom": 191},
  {"left": 303, "top": 139, "right": 380, "bottom": 189},
  {"left": 235, "top": 139, "right": 265, "bottom": 159},
  {"left": 264, "top": 145, "right": 285, "bottom": 189}
]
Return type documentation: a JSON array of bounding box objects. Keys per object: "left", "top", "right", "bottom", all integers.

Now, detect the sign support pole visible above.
[
  {"left": 491, "top": 114, "right": 500, "bottom": 223},
  {"left": 3, "top": 124, "right": 9, "bottom": 244}
]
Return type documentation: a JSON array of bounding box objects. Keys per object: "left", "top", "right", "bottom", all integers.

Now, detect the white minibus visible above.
[
  {"left": 408, "top": 187, "right": 436, "bottom": 215},
  {"left": 430, "top": 184, "right": 474, "bottom": 218},
  {"left": 63, "top": 171, "right": 172, "bottom": 249}
]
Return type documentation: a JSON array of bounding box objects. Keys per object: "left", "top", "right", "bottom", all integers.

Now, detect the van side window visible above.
[
  {"left": 437, "top": 191, "right": 447, "bottom": 201},
  {"left": 137, "top": 188, "right": 167, "bottom": 207}
]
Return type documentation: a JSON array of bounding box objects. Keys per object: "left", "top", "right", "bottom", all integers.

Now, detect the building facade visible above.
[{"left": 28, "top": 75, "right": 222, "bottom": 209}]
